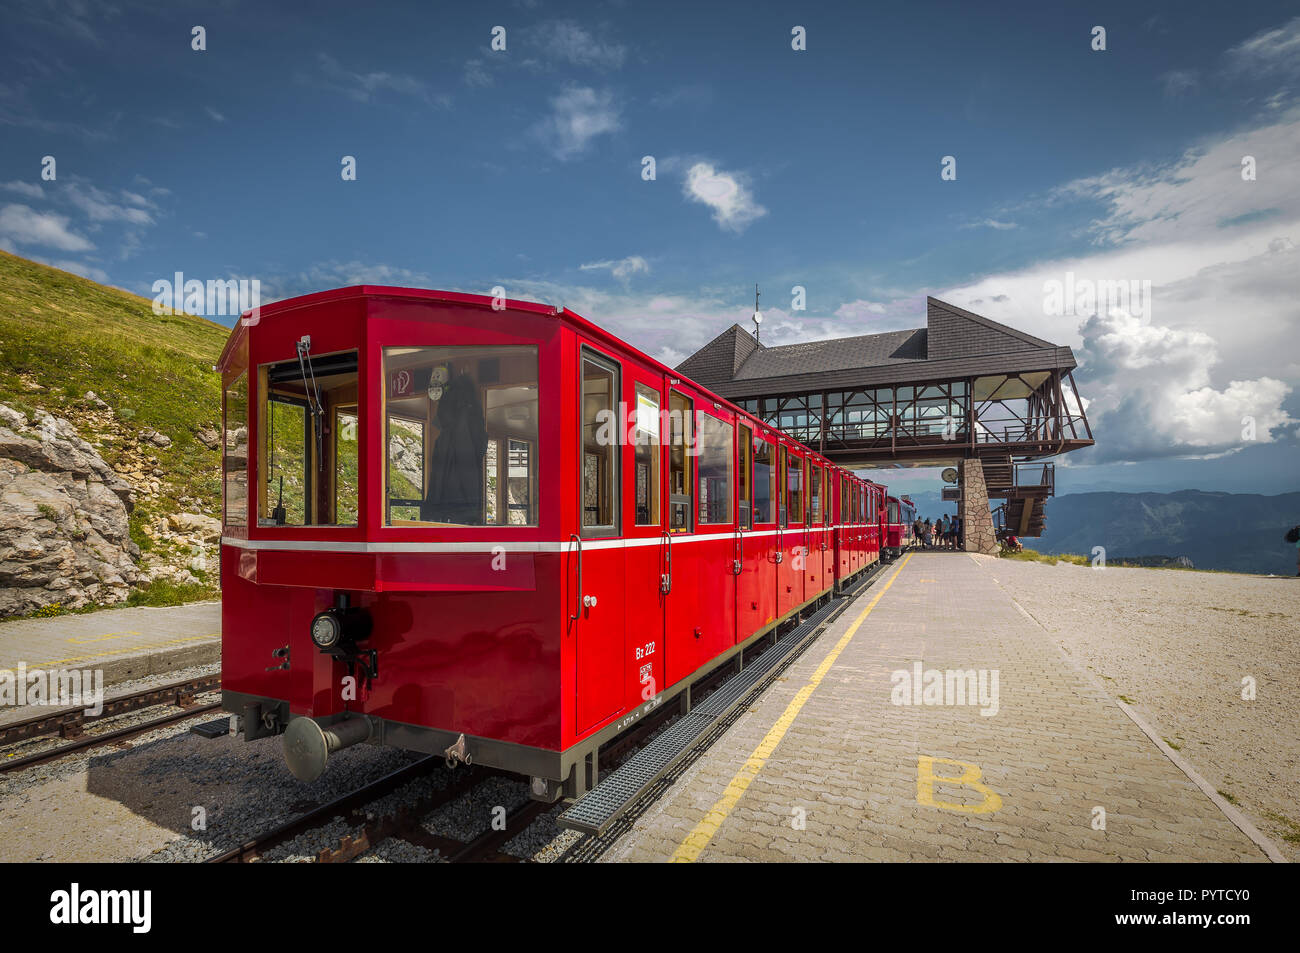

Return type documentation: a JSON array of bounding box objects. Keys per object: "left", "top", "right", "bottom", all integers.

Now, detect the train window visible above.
[
  {"left": 258, "top": 351, "right": 359, "bottom": 527},
  {"left": 668, "top": 391, "right": 692, "bottom": 533},
  {"left": 777, "top": 446, "right": 787, "bottom": 526},
  {"left": 810, "top": 466, "right": 822, "bottom": 524},
  {"left": 753, "top": 433, "right": 774, "bottom": 523},
  {"left": 888, "top": 496, "right": 900, "bottom": 524},
  {"left": 737, "top": 423, "right": 752, "bottom": 530},
  {"left": 696, "top": 414, "right": 733, "bottom": 525},
  {"left": 383, "top": 345, "right": 538, "bottom": 527},
  {"left": 840, "top": 478, "right": 848, "bottom": 525},
  {"left": 581, "top": 351, "right": 619, "bottom": 535},
  {"left": 787, "top": 452, "right": 803, "bottom": 525},
  {"left": 633, "top": 382, "right": 660, "bottom": 526},
  {"left": 222, "top": 373, "right": 248, "bottom": 528}
]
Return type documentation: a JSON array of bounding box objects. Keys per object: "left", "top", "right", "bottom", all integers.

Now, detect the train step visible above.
[{"left": 557, "top": 566, "right": 881, "bottom": 837}]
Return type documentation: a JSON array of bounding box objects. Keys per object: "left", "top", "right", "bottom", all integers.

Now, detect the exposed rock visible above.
[
  {"left": 0, "top": 403, "right": 140, "bottom": 617},
  {"left": 84, "top": 390, "right": 110, "bottom": 410},
  {"left": 168, "top": 511, "right": 221, "bottom": 543},
  {"left": 138, "top": 427, "right": 172, "bottom": 449},
  {"left": 195, "top": 426, "right": 220, "bottom": 451}
]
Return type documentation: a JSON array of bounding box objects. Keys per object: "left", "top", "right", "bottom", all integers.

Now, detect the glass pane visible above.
[
  {"left": 634, "top": 383, "right": 660, "bottom": 526},
  {"left": 382, "top": 345, "right": 537, "bottom": 526},
  {"left": 258, "top": 351, "right": 359, "bottom": 526},
  {"left": 264, "top": 398, "right": 307, "bottom": 525},
  {"left": 668, "top": 392, "right": 692, "bottom": 532},
  {"left": 787, "top": 454, "right": 803, "bottom": 524},
  {"left": 696, "top": 415, "right": 733, "bottom": 525},
  {"left": 737, "top": 424, "right": 752, "bottom": 528},
  {"left": 753, "top": 434, "right": 773, "bottom": 523},
  {"left": 335, "top": 409, "right": 358, "bottom": 524},
  {"left": 223, "top": 374, "right": 247, "bottom": 527},
  {"left": 582, "top": 356, "right": 618, "bottom": 530},
  {"left": 810, "top": 466, "right": 822, "bottom": 524},
  {"left": 387, "top": 416, "right": 424, "bottom": 522}
]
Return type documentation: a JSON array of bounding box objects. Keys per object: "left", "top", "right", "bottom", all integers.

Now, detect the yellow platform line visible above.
[
  {"left": 671, "top": 553, "right": 913, "bottom": 863},
  {"left": 0, "top": 634, "right": 219, "bottom": 672}
]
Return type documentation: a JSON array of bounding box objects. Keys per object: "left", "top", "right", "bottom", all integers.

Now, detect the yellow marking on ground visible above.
[
  {"left": 0, "top": 634, "right": 219, "bottom": 672},
  {"left": 671, "top": 554, "right": 913, "bottom": 863},
  {"left": 916, "top": 755, "right": 1003, "bottom": 814},
  {"left": 66, "top": 631, "right": 142, "bottom": 644}
]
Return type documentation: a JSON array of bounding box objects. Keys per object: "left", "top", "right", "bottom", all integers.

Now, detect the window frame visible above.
[{"left": 579, "top": 346, "right": 621, "bottom": 539}]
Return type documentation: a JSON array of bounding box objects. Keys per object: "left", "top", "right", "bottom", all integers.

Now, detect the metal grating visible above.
[
  {"left": 189, "top": 717, "right": 232, "bottom": 738},
  {"left": 558, "top": 587, "right": 869, "bottom": 836}
]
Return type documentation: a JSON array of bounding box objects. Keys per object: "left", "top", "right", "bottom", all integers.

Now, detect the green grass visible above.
[
  {"left": 0, "top": 250, "right": 229, "bottom": 510},
  {"left": 1001, "top": 548, "right": 1091, "bottom": 566},
  {"left": 124, "top": 578, "right": 220, "bottom": 608},
  {"left": 0, "top": 251, "right": 231, "bottom": 613},
  {"left": 1263, "top": 810, "right": 1300, "bottom": 845},
  {"left": 1218, "top": 789, "right": 1240, "bottom": 806}
]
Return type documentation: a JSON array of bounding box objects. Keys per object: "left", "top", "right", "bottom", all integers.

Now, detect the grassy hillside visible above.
[{"left": 0, "top": 250, "right": 231, "bottom": 602}]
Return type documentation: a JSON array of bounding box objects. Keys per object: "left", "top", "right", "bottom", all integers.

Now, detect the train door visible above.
[
  {"left": 624, "top": 369, "right": 666, "bottom": 711},
  {"left": 777, "top": 445, "right": 804, "bottom": 618},
  {"left": 842, "top": 473, "right": 852, "bottom": 579},
  {"left": 734, "top": 422, "right": 760, "bottom": 643},
  {"left": 818, "top": 466, "right": 835, "bottom": 588},
  {"left": 851, "top": 482, "right": 862, "bottom": 574},
  {"left": 749, "top": 429, "right": 779, "bottom": 635},
  {"left": 663, "top": 389, "right": 698, "bottom": 688},
  {"left": 574, "top": 347, "right": 626, "bottom": 734},
  {"left": 693, "top": 406, "right": 736, "bottom": 668},
  {"left": 806, "top": 461, "right": 825, "bottom": 596}
]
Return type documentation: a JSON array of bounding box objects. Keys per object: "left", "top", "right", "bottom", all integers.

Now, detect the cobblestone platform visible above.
[
  {"left": 601, "top": 553, "right": 1275, "bottom": 862},
  {"left": 0, "top": 602, "right": 220, "bottom": 710}
]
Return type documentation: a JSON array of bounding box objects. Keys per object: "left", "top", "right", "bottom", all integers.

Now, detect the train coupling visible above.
[{"left": 443, "top": 732, "right": 473, "bottom": 769}]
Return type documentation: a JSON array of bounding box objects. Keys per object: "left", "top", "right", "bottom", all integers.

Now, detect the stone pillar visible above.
[{"left": 958, "top": 459, "right": 998, "bottom": 555}]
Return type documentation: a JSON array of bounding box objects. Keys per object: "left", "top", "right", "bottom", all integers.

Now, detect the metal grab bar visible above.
[
  {"left": 569, "top": 534, "right": 582, "bottom": 621},
  {"left": 659, "top": 531, "right": 672, "bottom": 594},
  {"left": 732, "top": 525, "right": 743, "bottom": 575}
]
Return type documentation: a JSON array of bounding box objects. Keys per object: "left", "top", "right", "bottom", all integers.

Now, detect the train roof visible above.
[{"left": 224, "top": 284, "right": 880, "bottom": 482}]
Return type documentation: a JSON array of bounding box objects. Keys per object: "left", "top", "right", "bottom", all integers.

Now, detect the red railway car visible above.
[
  {"left": 216, "top": 286, "right": 888, "bottom": 800},
  {"left": 884, "top": 494, "right": 917, "bottom": 559}
]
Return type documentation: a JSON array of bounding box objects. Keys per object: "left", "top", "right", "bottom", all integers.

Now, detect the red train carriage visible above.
[
  {"left": 884, "top": 494, "right": 916, "bottom": 559},
  {"left": 217, "top": 286, "right": 886, "bottom": 800}
]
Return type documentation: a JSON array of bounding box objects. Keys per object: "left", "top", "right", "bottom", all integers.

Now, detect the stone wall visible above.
[{"left": 958, "top": 458, "right": 999, "bottom": 555}]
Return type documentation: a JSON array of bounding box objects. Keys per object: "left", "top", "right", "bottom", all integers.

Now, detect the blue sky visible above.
[{"left": 2, "top": 0, "right": 1299, "bottom": 499}]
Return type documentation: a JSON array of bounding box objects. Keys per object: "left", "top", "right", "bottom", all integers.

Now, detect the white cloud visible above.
[
  {"left": 64, "top": 180, "right": 156, "bottom": 225},
  {"left": 315, "top": 53, "right": 450, "bottom": 108},
  {"left": 682, "top": 162, "right": 766, "bottom": 233},
  {"left": 1, "top": 180, "right": 43, "bottom": 199},
  {"left": 0, "top": 204, "right": 93, "bottom": 251},
  {"left": 531, "top": 86, "right": 620, "bottom": 160},
  {"left": 580, "top": 255, "right": 648, "bottom": 281},
  {"left": 534, "top": 20, "right": 626, "bottom": 70},
  {"left": 1159, "top": 69, "right": 1198, "bottom": 98},
  {"left": 938, "top": 107, "right": 1300, "bottom": 464},
  {"left": 1226, "top": 16, "right": 1300, "bottom": 76},
  {"left": 960, "top": 218, "right": 1017, "bottom": 230},
  {"left": 1075, "top": 310, "right": 1292, "bottom": 461},
  {"left": 205, "top": 106, "right": 226, "bottom": 122},
  {"left": 1055, "top": 105, "right": 1300, "bottom": 246}
]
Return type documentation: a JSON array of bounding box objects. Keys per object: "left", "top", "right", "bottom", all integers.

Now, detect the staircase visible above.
[{"left": 979, "top": 455, "right": 1053, "bottom": 538}]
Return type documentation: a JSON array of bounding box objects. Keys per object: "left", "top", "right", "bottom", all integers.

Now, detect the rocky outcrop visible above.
[{"left": 0, "top": 403, "right": 140, "bottom": 616}]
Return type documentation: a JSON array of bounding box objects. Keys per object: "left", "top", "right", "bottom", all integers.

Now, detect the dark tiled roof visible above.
[
  {"left": 676, "top": 297, "right": 1075, "bottom": 394},
  {"left": 735, "top": 327, "right": 926, "bottom": 379}
]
